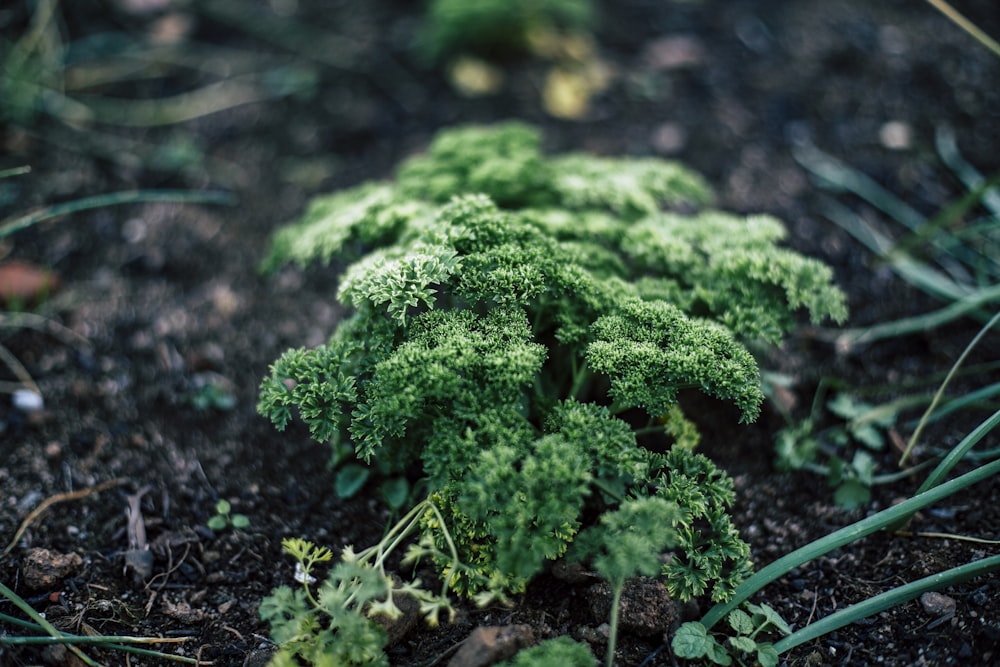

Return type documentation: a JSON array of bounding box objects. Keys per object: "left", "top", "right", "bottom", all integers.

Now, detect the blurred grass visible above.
[{"left": 794, "top": 130, "right": 1000, "bottom": 351}]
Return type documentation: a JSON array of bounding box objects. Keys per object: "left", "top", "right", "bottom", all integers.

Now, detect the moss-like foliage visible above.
[
  {"left": 417, "top": 0, "right": 594, "bottom": 65},
  {"left": 259, "top": 122, "right": 847, "bottom": 606}
]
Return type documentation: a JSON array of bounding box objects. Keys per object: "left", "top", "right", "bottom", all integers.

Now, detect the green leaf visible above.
[
  {"left": 851, "top": 423, "right": 885, "bottom": 450},
  {"left": 380, "top": 477, "right": 410, "bottom": 510},
  {"left": 671, "top": 622, "right": 711, "bottom": 659},
  {"left": 757, "top": 643, "right": 780, "bottom": 667},
  {"left": 727, "top": 608, "right": 753, "bottom": 635},
  {"left": 231, "top": 514, "right": 251, "bottom": 529},
  {"left": 834, "top": 479, "right": 871, "bottom": 509},
  {"left": 727, "top": 635, "right": 756, "bottom": 653},
  {"left": 745, "top": 602, "right": 792, "bottom": 636},
  {"left": 850, "top": 450, "right": 877, "bottom": 485},
  {"left": 827, "top": 393, "right": 868, "bottom": 420},
  {"left": 335, "top": 464, "right": 371, "bottom": 499},
  {"left": 207, "top": 515, "right": 227, "bottom": 531},
  {"left": 215, "top": 499, "right": 232, "bottom": 515}
]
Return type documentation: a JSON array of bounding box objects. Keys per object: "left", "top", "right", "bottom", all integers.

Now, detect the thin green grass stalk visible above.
[
  {"left": 916, "top": 407, "right": 1000, "bottom": 495},
  {"left": 795, "top": 142, "right": 998, "bottom": 307},
  {"left": 924, "top": 0, "right": 1000, "bottom": 58},
  {"left": 831, "top": 279, "right": 1000, "bottom": 350},
  {"left": 889, "top": 168, "right": 1000, "bottom": 259},
  {"left": 0, "top": 581, "right": 99, "bottom": 667},
  {"left": 75, "top": 73, "right": 292, "bottom": 127},
  {"left": 0, "top": 599, "right": 209, "bottom": 665},
  {"left": 0, "top": 188, "right": 236, "bottom": 239},
  {"left": 700, "top": 456, "right": 1000, "bottom": 629},
  {"left": 901, "top": 309, "right": 1000, "bottom": 464},
  {"left": 0, "top": 166, "right": 31, "bottom": 179},
  {"left": 937, "top": 126, "right": 1000, "bottom": 217},
  {"left": 773, "top": 552, "right": 1000, "bottom": 654},
  {"left": 913, "top": 380, "right": 1000, "bottom": 426},
  {"left": 815, "top": 196, "right": 971, "bottom": 303}
]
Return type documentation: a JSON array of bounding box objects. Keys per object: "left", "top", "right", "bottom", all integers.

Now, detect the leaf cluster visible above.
[
  {"left": 417, "top": 0, "right": 594, "bottom": 65},
  {"left": 672, "top": 602, "right": 791, "bottom": 667},
  {"left": 258, "top": 122, "right": 847, "bottom": 616},
  {"left": 260, "top": 505, "right": 471, "bottom": 667}
]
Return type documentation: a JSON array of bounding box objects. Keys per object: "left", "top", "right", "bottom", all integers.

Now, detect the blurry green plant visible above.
[
  {"left": 417, "top": 0, "right": 594, "bottom": 64},
  {"left": 259, "top": 503, "right": 471, "bottom": 667},
  {"left": 256, "top": 121, "right": 847, "bottom": 667},
  {"left": 186, "top": 382, "right": 237, "bottom": 413},
  {"left": 206, "top": 499, "right": 250, "bottom": 532},
  {"left": 497, "top": 636, "right": 597, "bottom": 667},
  {"left": 778, "top": 130, "right": 1000, "bottom": 507}
]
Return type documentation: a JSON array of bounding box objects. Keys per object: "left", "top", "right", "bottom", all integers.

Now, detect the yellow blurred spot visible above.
[{"left": 448, "top": 56, "right": 505, "bottom": 97}]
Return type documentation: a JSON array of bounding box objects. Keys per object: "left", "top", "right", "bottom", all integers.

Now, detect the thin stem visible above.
[
  {"left": 0, "top": 582, "right": 100, "bottom": 667},
  {"left": 773, "top": 553, "right": 1000, "bottom": 654},
  {"left": 0, "top": 189, "right": 236, "bottom": 239},
  {"left": 924, "top": 0, "right": 1000, "bottom": 58},
  {"left": 605, "top": 581, "right": 624, "bottom": 667},
  {"left": 700, "top": 456, "right": 1000, "bottom": 629},
  {"left": 901, "top": 310, "right": 1000, "bottom": 465}
]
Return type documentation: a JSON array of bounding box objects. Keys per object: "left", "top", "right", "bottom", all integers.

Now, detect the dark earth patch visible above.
[{"left": 2, "top": 0, "right": 998, "bottom": 665}]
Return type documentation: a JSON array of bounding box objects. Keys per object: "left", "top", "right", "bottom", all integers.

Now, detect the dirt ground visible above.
[{"left": 1, "top": 1, "right": 999, "bottom": 665}]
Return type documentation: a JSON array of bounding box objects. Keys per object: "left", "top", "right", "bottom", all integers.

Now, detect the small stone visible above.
[
  {"left": 243, "top": 645, "right": 278, "bottom": 667},
  {"left": 447, "top": 625, "right": 537, "bottom": 667},
  {"left": 920, "top": 591, "right": 956, "bottom": 617},
  {"left": 586, "top": 577, "right": 677, "bottom": 637},
  {"left": 879, "top": 121, "right": 912, "bottom": 150},
  {"left": 44, "top": 441, "right": 62, "bottom": 460},
  {"left": 13, "top": 388, "right": 44, "bottom": 412},
  {"left": 22, "top": 548, "right": 83, "bottom": 590}
]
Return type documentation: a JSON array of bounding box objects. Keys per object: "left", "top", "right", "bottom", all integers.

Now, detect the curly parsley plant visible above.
[{"left": 258, "top": 123, "right": 846, "bottom": 616}]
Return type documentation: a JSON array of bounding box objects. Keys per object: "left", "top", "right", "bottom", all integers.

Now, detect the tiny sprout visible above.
[{"left": 207, "top": 498, "right": 250, "bottom": 531}]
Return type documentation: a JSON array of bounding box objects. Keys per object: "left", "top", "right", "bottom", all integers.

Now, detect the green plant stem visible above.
[
  {"left": 936, "top": 126, "right": 1000, "bottom": 217},
  {"left": 902, "top": 309, "right": 1000, "bottom": 465},
  {"left": 0, "top": 581, "right": 99, "bottom": 666},
  {"left": 924, "top": 0, "right": 1000, "bottom": 58},
  {"left": 831, "top": 284, "right": 1000, "bottom": 351},
  {"left": 0, "top": 189, "right": 236, "bottom": 239},
  {"left": 915, "top": 407, "right": 1000, "bottom": 495},
  {"left": 773, "top": 553, "right": 1000, "bottom": 654},
  {"left": 700, "top": 456, "right": 1000, "bottom": 629},
  {"left": 605, "top": 582, "right": 624, "bottom": 667},
  {"left": 0, "top": 166, "right": 31, "bottom": 179}
]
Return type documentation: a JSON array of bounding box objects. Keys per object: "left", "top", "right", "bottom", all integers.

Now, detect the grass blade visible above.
[
  {"left": 773, "top": 553, "right": 1000, "bottom": 654},
  {"left": 700, "top": 456, "right": 1000, "bottom": 629},
  {"left": 0, "top": 189, "right": 236, "bottom": 239}
]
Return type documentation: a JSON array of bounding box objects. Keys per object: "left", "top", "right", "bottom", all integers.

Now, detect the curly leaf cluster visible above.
[
  {"left": 588, "top": 298, "right": 764, "bottom": 422},
  {"left": 259, "top": 122, "right": 848, "bottom": 605}
]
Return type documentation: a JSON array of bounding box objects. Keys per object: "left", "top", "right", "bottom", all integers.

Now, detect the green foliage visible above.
[
  {"left": 417, "top": 0, "right": 594, "bottom": 64},
  {"left": 259, "top": 122, "right": 847, "bottom": 619},
  {"left": 650, "top": 448, "right": 755, "bottom": 603},
  {"left": 672, "top": 602, "right": 790, "bottom": 667},
  {"left": 498, "top": 636, "right": 598, "bottom": 667},
  {"left": 186, "top": 382, "right": 237, "bottom": 412},
  {"left": 206, "top": 499, "right": 250, "bottom": 532},
  {"left": 773, "top": 385, "right": 907, "bottom": 509},
  {"left": 261, "top": 505, "right": 474, "bottom": 666}
]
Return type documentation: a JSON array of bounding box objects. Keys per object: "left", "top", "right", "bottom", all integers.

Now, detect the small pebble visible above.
[
  {"left": 920, "top": 591, "right": 956, "bottom": 617},
  {"left": 12, "top": 388, "right": 44, "bottom": 412},
  {"left": 879, "top": 121, "right": 912, "bottom": 150}
]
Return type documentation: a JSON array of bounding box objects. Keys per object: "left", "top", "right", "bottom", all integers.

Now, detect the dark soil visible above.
[{"left": 2, "top": 1, "right": 999, "bottom": 666}]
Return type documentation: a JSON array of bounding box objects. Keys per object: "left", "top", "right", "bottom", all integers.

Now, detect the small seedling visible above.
[
  {"left": 186, "top": 382, "right": 237, "bottom": 412},
  {"left": 207, "top": 499, "right": 249, "bottom": 531},
  {"left": 673, "top": 602, "right": 791, "bottom": 667}
]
